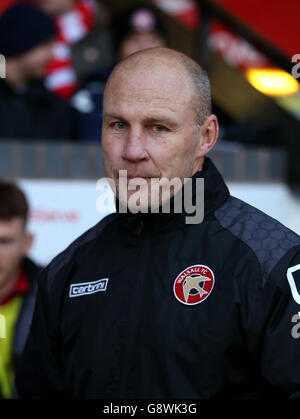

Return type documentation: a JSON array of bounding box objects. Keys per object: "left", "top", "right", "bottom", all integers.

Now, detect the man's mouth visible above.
[
  {"left": 116, "top": 171, "right": 161, "bottom": 186},
  {"left": 117, "top": 173, "right": 155, "bottom": 183}
]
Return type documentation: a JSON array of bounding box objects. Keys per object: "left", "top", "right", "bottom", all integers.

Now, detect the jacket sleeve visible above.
[
  {"left": 15, "top": 267, "right": 66, "bottom": 398},
  {"left": 259, "top": 246, "right": 300, "bottom": 398}
]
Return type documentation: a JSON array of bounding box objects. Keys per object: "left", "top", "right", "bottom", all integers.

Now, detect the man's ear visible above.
[
  {"left": 24, "top": 232, "right": 34, "bottom": 255},
  {"left": 197, "top": 114, "right": 219, "bottom": 157}
]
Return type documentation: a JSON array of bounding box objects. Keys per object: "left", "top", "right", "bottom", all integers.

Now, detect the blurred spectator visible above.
[
  {"left": 38, "top": 0, "right": 98, "bottom": 100},
  {"left": 0, "top": 180, "right": 41, "bottom": 399},
  {"left": 0, "top": 2, "right": 76, "bottom": 140},
  {"left": 112, "top": 3, "right": 168, "bottom": 61},
  {"left": 72, "top": 3, "right": 168, "bottom": 141}
]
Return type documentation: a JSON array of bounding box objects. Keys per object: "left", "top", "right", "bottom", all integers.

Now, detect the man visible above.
[
  {"left": 17, "top": 48, "right": 300, "bottom": 398},
  {"left": 0, "top": 2, "right": 75, "bottom": 140},
  {"left": 0, "top": 180, "right": 41, "bottom": 398}
]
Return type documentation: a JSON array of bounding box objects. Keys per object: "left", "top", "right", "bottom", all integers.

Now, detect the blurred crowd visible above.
[{"left": 0, "top": 0, "right": 170, "bottom": 142}]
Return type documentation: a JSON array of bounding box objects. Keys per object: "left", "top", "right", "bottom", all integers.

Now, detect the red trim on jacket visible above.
[{"left": 1, "top": 269, "right": 30, "bottom": 305}]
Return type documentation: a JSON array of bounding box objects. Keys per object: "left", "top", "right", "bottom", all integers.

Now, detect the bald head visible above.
[{"left": 104, "top": 47, "right": 212, "bottom": 128}]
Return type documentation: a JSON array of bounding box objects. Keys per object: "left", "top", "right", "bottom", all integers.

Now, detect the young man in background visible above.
[{"left": 0, "top": 180, "right": 41, "bottom": 398}]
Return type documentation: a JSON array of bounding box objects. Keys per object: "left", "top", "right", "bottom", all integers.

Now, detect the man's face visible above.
[
  {"left": 102, "top": 58, "right": 202, "bottom": 209},
  {"left": 0, "top": 218, "right": 31, "bottom": 288}
]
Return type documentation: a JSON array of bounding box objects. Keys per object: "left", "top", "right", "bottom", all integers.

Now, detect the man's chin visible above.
[
  {"left": 118, "top": 189, "right": 174, "bottom": 214},
  {"left": 117, "top": 191, "right": 152, "bottom": 213}
]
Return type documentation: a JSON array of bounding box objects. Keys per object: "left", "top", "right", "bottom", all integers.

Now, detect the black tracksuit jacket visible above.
[{"left": 16, "top": 158, "right": 300, "bottom": 399}]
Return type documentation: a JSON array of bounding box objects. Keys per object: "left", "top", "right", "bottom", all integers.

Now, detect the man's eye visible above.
[
  {"left": 113, "top": 122, "right": 126, "bottom": 130},
  {"left": 0, "top": 238, "right": 14, "bottom": 245},
  {"left": 153, "top": 125, "right": 167, "bottom": 132}
]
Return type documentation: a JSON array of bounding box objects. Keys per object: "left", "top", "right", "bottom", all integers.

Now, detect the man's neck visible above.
[{"left": 0, "top": 269, "right": 21, "bottom": 304}]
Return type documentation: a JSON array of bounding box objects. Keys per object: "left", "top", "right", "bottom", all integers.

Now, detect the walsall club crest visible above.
[{"left": 173, "top": 264, "right": 215, "bottom": 306}]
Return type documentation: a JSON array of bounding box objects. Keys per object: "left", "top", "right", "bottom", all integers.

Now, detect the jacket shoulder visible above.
[
  {"left": 43, "top": 212, "right": 119, "bottom": 285},
  {"left": 214, "top": 196, "right": 300, "bottom": 285}
]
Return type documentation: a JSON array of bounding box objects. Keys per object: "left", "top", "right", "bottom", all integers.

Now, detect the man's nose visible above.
[{"left": 122, "top": 128, "right": 149, "bottom": 162}]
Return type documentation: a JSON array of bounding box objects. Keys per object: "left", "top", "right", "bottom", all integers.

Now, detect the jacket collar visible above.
[{"left": 117, "top": 157, "right": 229, "bottom": 236}]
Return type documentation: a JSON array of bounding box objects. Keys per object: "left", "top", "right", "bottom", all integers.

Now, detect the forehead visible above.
[
  {"left": 104, "top": 59, "right": 194, "bottom": 116},
  {"left": 0, "top": 218, "right": 25, "bottom": 235}
]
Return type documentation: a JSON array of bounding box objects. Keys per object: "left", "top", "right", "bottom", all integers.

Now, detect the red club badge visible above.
[{"left": 173, "top": 264, "right": 215, "bottom": 306}]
